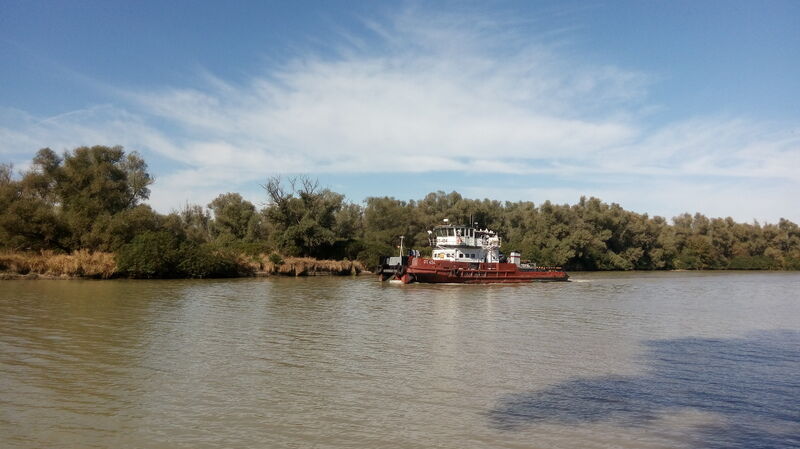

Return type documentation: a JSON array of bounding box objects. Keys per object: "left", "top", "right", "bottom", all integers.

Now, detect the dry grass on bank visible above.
[
  {"left": 258, "top": 256, "right": 364, "bottom": 276},
  {"left": 0, "top": 250, "right": 363, "bottom": 279},
  {"left": 0, "top": 250, "right": 117, "bottom": 279}
]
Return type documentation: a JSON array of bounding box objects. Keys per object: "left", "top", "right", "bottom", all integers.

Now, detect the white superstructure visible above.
[{"left": 429, "top": 221, "right": 502, "bottom": 263}]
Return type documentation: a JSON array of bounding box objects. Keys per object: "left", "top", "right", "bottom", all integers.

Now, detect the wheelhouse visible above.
[{"left": 430, "top": 222, "right": 501, "bottom": 263}]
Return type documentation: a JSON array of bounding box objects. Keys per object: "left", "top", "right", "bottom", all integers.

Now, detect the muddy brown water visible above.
[{"left": 1, "top": 272, "right": 799, "bottom": 448}]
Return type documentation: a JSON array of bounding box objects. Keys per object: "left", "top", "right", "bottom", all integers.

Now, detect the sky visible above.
[{"left": 1, "top": 0, "right": 799, "bottom": 223}]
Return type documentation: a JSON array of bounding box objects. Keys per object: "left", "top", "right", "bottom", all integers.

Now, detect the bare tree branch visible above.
[{"left": 262, "top": 176, "right": 287, "bottom": 206}]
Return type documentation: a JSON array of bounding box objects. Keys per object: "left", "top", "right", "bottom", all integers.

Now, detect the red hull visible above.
[{"left": 398, "top": 256, "right": 568, "bottom": 284}]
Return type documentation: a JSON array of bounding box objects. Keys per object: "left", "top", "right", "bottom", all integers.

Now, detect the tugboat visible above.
[{"left": 377, "top": 219, "right": 569, "bottom": 284}]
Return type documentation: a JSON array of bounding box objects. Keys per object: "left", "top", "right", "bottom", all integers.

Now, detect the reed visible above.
[
  {"left": 0, "top": 250, "right": 362, "bottom": 279},
  {"left": 258, "top": 255, "right": 364, "bottom": 276},
  {"left": 0, "top": 250, "right": 117, "bottom": 278}
]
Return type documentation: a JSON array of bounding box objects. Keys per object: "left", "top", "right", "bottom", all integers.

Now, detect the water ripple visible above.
[{"left": 1, "top": 272, "right": 799, "bottom": 448}]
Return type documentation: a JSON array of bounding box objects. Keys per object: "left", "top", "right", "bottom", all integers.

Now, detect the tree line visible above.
[{"left": 1, "top": 146, "right": 798, "bottom": 277}]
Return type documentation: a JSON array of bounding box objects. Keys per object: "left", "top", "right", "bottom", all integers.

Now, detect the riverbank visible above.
[
  {"left": 3, "top": 250, "right": 792, "bottom": 281},
  {"left": 0, "top": 251, "right": 365, "bottom": 279}
]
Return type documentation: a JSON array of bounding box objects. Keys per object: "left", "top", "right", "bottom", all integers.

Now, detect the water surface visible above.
[{"left": 1, "top": 272, "right": 798, "bottom": 448}]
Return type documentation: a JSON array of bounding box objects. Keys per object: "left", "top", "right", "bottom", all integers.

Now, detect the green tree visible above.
[
  {"left": 0, "top": 162, "right": 70, "bottom": 251},
  {"left": 18, "top": 146, "right": 155, "bottom": 250},
  {"left": 176, "top": 203, "right": 213, "bottom": 243},
  {"left": 82, "top": 205, "right": 162, "bottom": 252},
  {"left": 263, "top": 176, "right": 344, "bottom": 257},
  {"left": 208, "top": 193, "right": 258, "bottom": 241}
]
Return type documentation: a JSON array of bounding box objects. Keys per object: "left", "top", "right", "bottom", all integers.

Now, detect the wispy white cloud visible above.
[
  {"left": 111, "top": 9, "right": 650, "bottom": 176},
  {"left": 463, "top": 177, "right": 799, "bottom": 224},
  {"left": 0, "top": 7, "right": 798, "bottom": 221},
  {"left": 0, "top": 105, "right": 182, "bottom": 161}
]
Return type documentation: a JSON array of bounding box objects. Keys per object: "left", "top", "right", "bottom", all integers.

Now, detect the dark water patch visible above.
[{"left": 488, "top": 330, "right": 800, "bottom": 448}]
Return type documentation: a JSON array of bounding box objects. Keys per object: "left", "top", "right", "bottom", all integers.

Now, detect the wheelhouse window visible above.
[{"left": 436, "top": 228, "right": 456, "bottom": 237}]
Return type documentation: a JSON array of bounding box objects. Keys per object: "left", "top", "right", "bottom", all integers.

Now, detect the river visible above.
[{"left": 1, "top": 272, "right": 799, "bottom": 448}]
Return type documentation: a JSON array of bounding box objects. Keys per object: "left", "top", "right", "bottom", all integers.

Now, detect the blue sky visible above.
[{"left": 1, "top": 0, "right": 799, "bottom": 222}]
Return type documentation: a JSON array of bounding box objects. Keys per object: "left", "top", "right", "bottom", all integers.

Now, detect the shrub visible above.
[
  {"left": 268, "top": 252, "right": 284, "bottom": 265},
  {"left": 117, "top": 231, "right": 181, "bottom": 278},
  {"left": 785, "top": 257, "right": 800, "bottom": 270},
  {"left": 117, "top": 231, "right": 247, "bottom": 278},
  {"left": 177, "top": 243, "right": 240, "bottom": 278},
  {"left": 356, "top": 241, "right": 393, "bottom": 269},
  {"left": 727, "top": 255, "right": 781, "bottom": 270}
]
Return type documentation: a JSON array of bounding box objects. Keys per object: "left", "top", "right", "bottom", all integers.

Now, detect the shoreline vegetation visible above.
[
  {"left": 0, "top": 251, "right": 364, "bottom": 280},
  {"left": 2, "top": 145, "right": 799, "bottom": 279}
]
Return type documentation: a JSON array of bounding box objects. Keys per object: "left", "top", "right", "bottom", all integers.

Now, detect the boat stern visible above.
[{"left": 376, "top": 255, "right": 413, "bottom": 283}]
